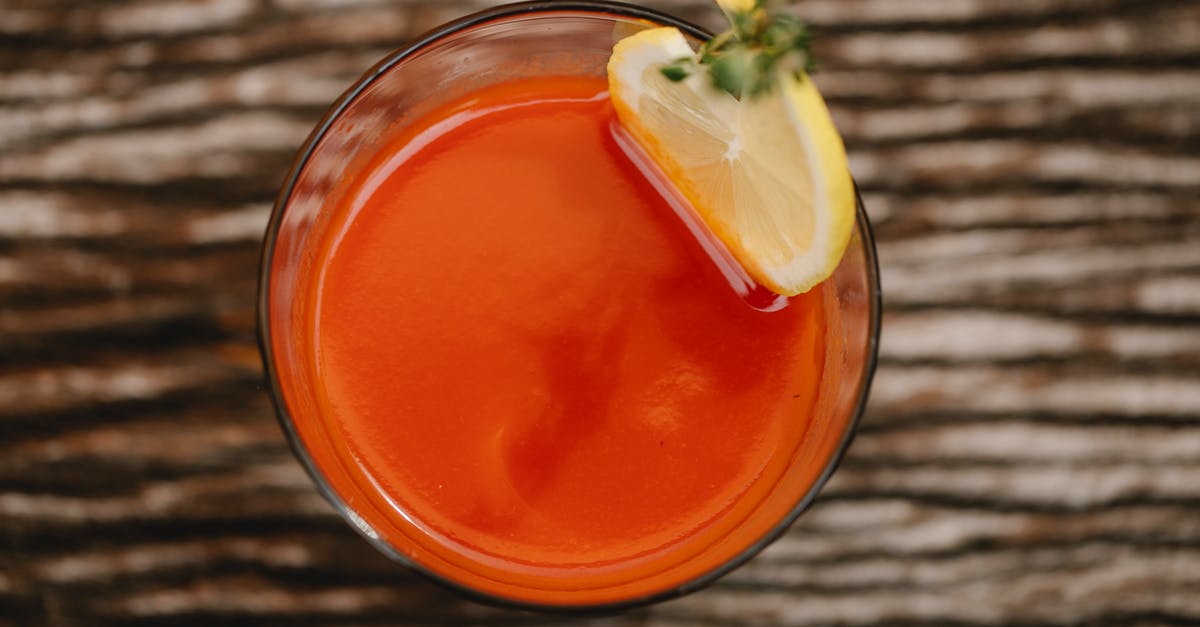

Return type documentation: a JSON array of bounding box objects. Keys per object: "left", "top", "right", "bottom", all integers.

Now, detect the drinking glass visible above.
[{"left": 258, "top": 0, "right": 880, "bottom": 611}]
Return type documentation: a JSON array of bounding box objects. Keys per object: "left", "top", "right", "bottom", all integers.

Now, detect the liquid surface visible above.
[{"left": 307, "top": 76, "right": 828, "bottom": 570}]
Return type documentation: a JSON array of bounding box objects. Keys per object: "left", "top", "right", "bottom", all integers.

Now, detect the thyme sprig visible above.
[{"left": 660, "top": 0, "right": 815, "bottom": 99}]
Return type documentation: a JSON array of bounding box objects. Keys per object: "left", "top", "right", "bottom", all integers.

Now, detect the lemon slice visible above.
[{"left": 607, "top": 27, "right": 855, "bottom": 296}]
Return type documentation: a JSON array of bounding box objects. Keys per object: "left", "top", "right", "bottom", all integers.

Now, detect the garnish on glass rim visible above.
[
  {"left": 606, "top": 0, "right": 856, "bottom": 297},
  {"left": 661, "top": 0, "right": 816, "bottom": 99}
]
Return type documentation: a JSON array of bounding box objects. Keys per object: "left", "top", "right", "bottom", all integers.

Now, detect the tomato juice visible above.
[{"left": 294, "top": 73, "right": 829, "bottom": 601}]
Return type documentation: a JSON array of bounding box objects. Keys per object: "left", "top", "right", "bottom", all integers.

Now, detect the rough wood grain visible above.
[{"left": 3, "top": 0, "right": 1198, "bottom": 625}]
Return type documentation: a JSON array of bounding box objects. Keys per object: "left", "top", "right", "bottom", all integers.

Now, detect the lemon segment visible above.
[{"left": 607, "top": 27, "right": 855, "bottom": 296}]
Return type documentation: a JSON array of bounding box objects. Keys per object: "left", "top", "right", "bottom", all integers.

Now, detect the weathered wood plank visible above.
[{"left": 871, "top": 363, "right": 1200, "bottom": 419}]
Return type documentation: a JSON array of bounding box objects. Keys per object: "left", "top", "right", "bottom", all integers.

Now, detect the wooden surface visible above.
[{"left": 4, "top": 0, "right": 1200, "bottom": 624}]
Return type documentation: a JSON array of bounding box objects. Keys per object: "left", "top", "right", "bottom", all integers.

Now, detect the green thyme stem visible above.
[{"left": 661, "top": 0, "right": 815, "bottom": 99}]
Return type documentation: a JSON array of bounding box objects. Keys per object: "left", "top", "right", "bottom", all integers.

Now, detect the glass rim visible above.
[{"left": 256, "top": 0, "right": 882, "bottom": 614}]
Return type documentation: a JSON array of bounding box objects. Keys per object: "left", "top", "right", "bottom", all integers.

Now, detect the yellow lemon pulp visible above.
[{"left": 607, "top": 27, "right": 855, "bottom": 296}]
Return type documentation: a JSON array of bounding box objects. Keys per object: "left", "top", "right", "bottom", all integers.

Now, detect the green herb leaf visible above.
[
  {"left": 710, "top": 49, "right": 753, "bottom": 95},
  {"left": 660, "top": 57, "right": 694, "bottom": 82},
  {"left": 686, "top": 1, "right": 816, "bottom": 99}
]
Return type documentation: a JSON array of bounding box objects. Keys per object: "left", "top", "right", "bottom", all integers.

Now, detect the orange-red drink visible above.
[
  {"left": 316, "top": 73, "right": 825, "bottom": 590},
  {"left": 261, "top": 2, "right": 878, "bottom": 611}
]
